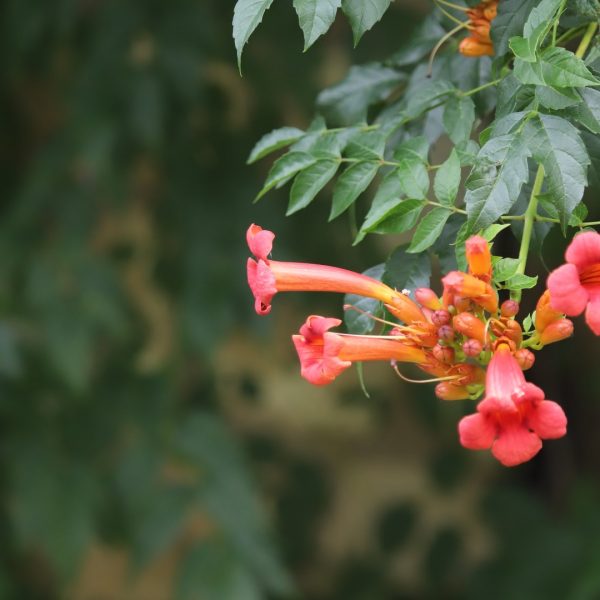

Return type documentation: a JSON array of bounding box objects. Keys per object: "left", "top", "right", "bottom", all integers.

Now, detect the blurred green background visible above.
[{"left": 1, "top": 0, "right": 600, "bottom": 598}]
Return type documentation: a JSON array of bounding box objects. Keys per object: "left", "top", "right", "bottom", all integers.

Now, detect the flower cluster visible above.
[
  {"left": 246, "top": 225, "right": 600, "bottom": 467},
  {"left": 458, "top": 0, "right": 497, "bottom": 57}
]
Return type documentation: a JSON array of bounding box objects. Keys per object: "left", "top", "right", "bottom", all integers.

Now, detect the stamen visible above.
[
  {"left": 391, "top": 362, "right": 461, "bottom": 384},
  {"left": 428, "top": 22, "right": 469, "bottom": 76},
  {"left": 343, "top": 304, "right": 399, "bottom": 328}
]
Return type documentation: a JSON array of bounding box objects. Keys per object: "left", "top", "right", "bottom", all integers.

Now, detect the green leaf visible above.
[
  {"left": 233, "top": 0, "right": 275, "bottom": 70},
  {"left": 496, "top": 75, "right": 535, "bottom": 118},
  {"left": 287, "top": 159, "right": 339, "bottom": 214},
  {"left": 443, "top": 95, "right": 476, "bottom": 145},
  {"left": 393, "top": 136, "right": 429, "bottom": 163},
  {"left": 491, "top": 0, "right": 539, "bottom": 57},
  {"left": 566, "top": 87, "right": 600, "bottom": 133},
  {"left": 344, "top": 264, "right": 385, "bottom": 334},
  {"left": 582, "top": 129, "right": 600, "bottom": 190},
  {"left": 493, "top": 257, "right": 520, "bottom": 281},
  {"left": 404, "top": 80, "right": 455, "bottom": 119},
  {"left": 523, "top": 313, "right": 533, "bottom": 332},
  {"left": 482, "top": 223, "right": 511, "bottom": 241},
  {"left": 536, "top": 86, "right": 581, "bottom": 110},
  {"left": 434, "top": 149, "right": 461, "bottom": 207},
  {"left": 524, "top": 114, "right": 590, "bottom": 229},
  {"left": 247, "top": 127, "right": 305, "bottom": 164},
  {"left": 383, "top": 247, "right": 432, "bottom": 299},
  {"left": 397, "top": 158, "right": 429, "bottom": 200},
  {"left": 514, "top": 47, "right": 600, "bottom": 88},
  {"left": 317, "top": 64, "right": 405, "bottom": 126},
  {"left": 255, "top": 152, "right": 317, "bottom": 201},
  {"left": 407, "top": 208, "right": 452, "bottom": 253},
  {"left": 508, "top": 0, "right": 563, "bottom": 62},
  {"left": 345, "top": 130, "right": 386, "bottom": 159},
  {"left": 433, "top": 214, "right": 465, "bottom": 274},
  {"left": 367, "top": 199, "right": 424, "bottom": 236},
  {"left": 455, "top": 139, "right": 480, "bottom": 166},
  {"left": 330, "top": 161, "right": 379, "bottom": 220},
  {"left": 504, "top": 273, "right": 538, "bottom": 289},
  {"left": 293, "top": 0, "right": 341, "bottom": 50},
  {"left": 465, "top": 132, "right": 531, "bottom": 231},
  {"left": 341, "top": 0, "right": 392, "bottom": 46}
]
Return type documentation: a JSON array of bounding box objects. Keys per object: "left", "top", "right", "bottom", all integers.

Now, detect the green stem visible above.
[
  {"left": 575, "top": 22, "right": 598, "bottom": 59},
  {"left": 511, "top": 165, "right": 545, "bottom": 301},
  {"left": 460, "top": 78, "right": 503, "bottom": 97}
]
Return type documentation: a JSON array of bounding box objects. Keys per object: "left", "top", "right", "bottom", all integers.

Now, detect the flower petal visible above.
[
  {"left": 247, "top": 224, "right": 275, "bottom": 261},
  {"left": 585, "top": 291, "right": 600, "bottom": 336},
  {"left": 247, "top": 258, "right": 277, "bottom": 315},
  {"left": 492, "top": 425, "right": 542, "bottom": 467},
  {"left": 458, "top": 413, "right": 496, "bottom": 450},
  {"left": 299, "top": 315, "right": 342, "bottom": 342},
  {"left": 547, "top": 263, "right": 589, "bottom": 316},
  {"left": 565, "top": 231, "right": 600, "bottom": 271},
  {"left": 528, "top": 400, "right": 567, "bottom": 440}
]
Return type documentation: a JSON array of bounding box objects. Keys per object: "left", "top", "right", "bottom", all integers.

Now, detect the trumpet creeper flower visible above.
[
  {"left": 547, "top": 231, "right": 600, "bottom": 335},
  {"left": 292, "top": 315, "right": 427, "bottom": 386},
  {"left": 246, "top": 224, "right": 424, "bottom": 323},
  {"left": 458, "top": 344, "right": 567, "bottom": 467}
]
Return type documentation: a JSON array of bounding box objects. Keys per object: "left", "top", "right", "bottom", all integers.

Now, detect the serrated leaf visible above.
[
  {"left": 255, "top": 152, "right": 317, "bottom": 201},
  {"left": 514, "top": 47, "right": 600, "bottom": 88},
  {"left": 443, "top": 95, "right": 476, "bottom": 145},
  {"left": 233, "top": 0, "right": 275, "bottom": 70},
  {"left": 368, "top": 199, "right": 424, "bottom": 235},
  {"left": 524, "top": 114, "right": 589, "bottom": 229},
  {"left": 393, "top": 136, "right": 429, "bottom": 163},
  {"left": 407, "top": 208, "right": 452, "bottom": 253},
  {"left": 397, "top": 158, "right": 429, "bottom": 200},
  {"left": 341, "top": 0, "right": 392, "bottom": 46},
  {"left": 491, "top": 0, "right": 538, "bottom": 57},
  {"left": 465, "top": 132, "right": 531, "bottom": 231},
  {"left": 508, "top": 0, "right": 563, "bottom": 62},
  {"left": 493, "top": 257, "right": 520, "bottom": 281},
  {"left": 287, "top": 159, "right": 339, "bottom": 214},
  {"left": 383, "top": 247, "right": 431, "bottom": 299},
  {"left": 536, "top": 86, "right": 581, "bottom": 110},
  {"left": 346, "top": 130, "right": 386, "bottom": 159},
  {"left": 317, "top": 64, "right": 405, "bottom": 126},
  {"left": 293, "top": 0, "right": 341, "bottom": 50},
  {"left": 455, "top": 139, "right": 480, "bottom": 166},
  {"left": 496, "top": 75, "right": 535, "bottom": 118},
  {"left": 330, "top": 161, "right": 379, "bottom": 220},
  {"left": 344, "top": 265, "right": 385, "bottom": 334},
  {"left": 566, "top": 87, "right": 600, "bottom": 133},
  {"left": 504, "top": 273, "right": 538, "bottom": 289},
  {"left": 434, "top": 149, "right": 461, "bottom": 207},
  {"left": 247, "top": 127, "right": 305, "bottom": 164},
  {"left": 404, "top": 80, "right": 455, "bottom": 119}
]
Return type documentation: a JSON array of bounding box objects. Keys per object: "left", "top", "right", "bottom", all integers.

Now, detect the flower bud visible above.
[
  {"left": 463, "top": 338, "right": 483, "bottom": 357},
  {"left": 503, "top": 319, "right": 523, "bottom": 346},
  {"left": 435, "top": 382, "right": 470, "bottom": 401},
  {"left": 465, "top": 235, "right": 492, "bottom": 282},
  {"left": 432, "top": 309, "right": 451, "bottom": 327},
  {"left": 459, "top": 36, "right": 493, "bottom": 57},
  {"left": 535, "top": 289, "right": 563, "bottom": 334},
  {"left": 438, "top": 325, "right": 455, "bottom": 342},
  {"left": 500, "top": 299, "right": 519, "bottom": 318},
  {"left": 415, "top": 288, "right": 441, "bottom": 311},
  {"left": 433, "top": 343, "right": 455, "bottom": 364},
  {"left": 453, "top": 313, "right": 486, "bottom": 344},
  {"left": 540, "top": 318, "right": 574, "bottom": 345},
  {"left": 514, "top": 349, "right": 535, "bottom": 371},
  {"left": 454, "top": 363, "right": 486, "bottom": 385}
]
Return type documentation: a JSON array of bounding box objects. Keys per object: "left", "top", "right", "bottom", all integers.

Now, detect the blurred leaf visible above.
[
  {"left": 434, "top": 149, "right": 461, "bottom": 206},
  {"left": 407, "top": 208, "right": 452, "bottom": 253},
  {"left": 443, "top": 96, "right": 475, "bottom": 145},
  {"left": 383, "top": 247, "right": 431, "bottom": 298},
  {"left": 491, "top": 0, "right": 539, "bottom": 57}
]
